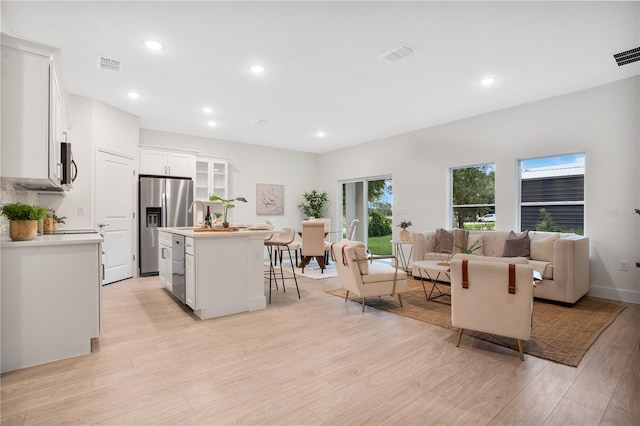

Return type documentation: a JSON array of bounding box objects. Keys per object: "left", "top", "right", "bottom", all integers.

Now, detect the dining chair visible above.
[
  {"left": 346, "top": 218, "right": 359, "bottom": 241},
  {"left": 300, "top": 220, "right": 326, "bottom": 273},
  {"left": 317, "top": 218, "right": 332, "bottom": 265},
  {"left": 264, "top": 227, "right": 300, "bottom": 303}
]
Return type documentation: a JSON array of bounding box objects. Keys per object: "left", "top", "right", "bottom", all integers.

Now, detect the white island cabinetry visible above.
[
  {"left": 159, "top": 228, "right": 269, "bottom": 319},
  {"left": 158, "top": 230, "right": 173, "bottom": 292},
  {"left": 1, "top": 233, "right": 103, "bottom": 373},
  {"left": 185, "top": 237, "right": 196, "bottom": 309}
]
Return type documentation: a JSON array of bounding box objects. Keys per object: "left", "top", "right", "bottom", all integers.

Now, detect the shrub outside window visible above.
[
  {"left": 451, "top": 163, "right": 495, "bottom": 230},
  {"left": 520, "top": 154, "right": 585, "bottom": 235}
]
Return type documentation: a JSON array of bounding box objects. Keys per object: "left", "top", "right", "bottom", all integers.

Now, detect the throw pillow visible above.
[
  {"left": 452, "top": 229, "right": 469, "bottom": 254},
  {"left": 435, "top": 228, "right": 453, "bottom": 253},
  {"left": 467, "top": 233, "right": 484, "bottom": 255},
  {"left": 530, "top": 234, "right": 558, "bottom": 262},
  {"left": 340, "top": 240, "right": 369, "bottom": 275},
  {"left": 503, "top": 230, "right": 530, "bottom": 258}
]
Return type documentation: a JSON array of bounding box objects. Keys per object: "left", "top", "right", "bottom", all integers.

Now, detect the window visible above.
[
  {"left": 451, "top": 163, "right": 495, "bottom": 230},
  {"left": 520, "top": 153, "right": 585, "bottom": 235}
]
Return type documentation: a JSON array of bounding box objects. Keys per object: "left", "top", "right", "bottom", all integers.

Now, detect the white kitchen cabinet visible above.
[
  {"left": 185, "top": 253, "right": 196, "bottom": 309},
  {"left": 1, "top": 34, "right": 70, "bottom": 190},
  {"left": 195, "top": 156, "right": 228, "bottom": 201},
  {"left": 185, "top": 237, "right": 196, "bottom": 309},
  {"left": 159, "top": 228, "right": 269, "bottom": 320},
  {"left": 1, "top": 234, "right": 103, "bottom": 373},
  {"left": 158, "top": 231, "right": 173, "bottom": 292},
  {"left": 140, "top": 148, "right": 195, "bottom": 178}
]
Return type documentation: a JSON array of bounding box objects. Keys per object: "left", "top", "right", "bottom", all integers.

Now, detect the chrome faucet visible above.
[{"left": 188, "top": 200, "right": 206, "bottom": 227}]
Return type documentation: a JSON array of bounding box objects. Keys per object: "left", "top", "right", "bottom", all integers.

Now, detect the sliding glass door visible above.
[{"left": 341, "top": 176, "right": 392, "bottom": 255}]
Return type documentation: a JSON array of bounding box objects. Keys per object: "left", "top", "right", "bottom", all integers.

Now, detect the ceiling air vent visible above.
[
  {"left": 613, "top": 46, "right": 640, "bottom": 67},
  {"left": 251, "top": 119, "right": 268, "bottom": 126},
  {"left": 378, "top": 43, "right": 417, "bottom": 64},
  {"left": 97, "top": 56, "right": 122, "bottom": 73}
]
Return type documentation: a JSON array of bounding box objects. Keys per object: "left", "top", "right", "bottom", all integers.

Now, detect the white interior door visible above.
[{"left": 96, "top": 150, "right": 134, "bottom": 284}]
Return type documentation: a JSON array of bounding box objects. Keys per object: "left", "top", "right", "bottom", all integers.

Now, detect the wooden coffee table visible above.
[{"left": 412, "top": 260, "right": 451, "bottom": 301}]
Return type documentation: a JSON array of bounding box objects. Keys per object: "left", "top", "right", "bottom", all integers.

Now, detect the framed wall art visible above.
[{"left": 256, "top": 183, "right": 284, "bottom": 215}]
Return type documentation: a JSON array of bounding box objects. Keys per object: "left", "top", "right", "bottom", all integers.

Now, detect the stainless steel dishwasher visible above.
[{"left": 171, "top": 235, "right": 186, "bottom": 304}]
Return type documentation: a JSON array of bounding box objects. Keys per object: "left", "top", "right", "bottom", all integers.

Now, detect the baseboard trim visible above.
[{"left": 588, "top": 285, "right": 640, "bottom": 304}]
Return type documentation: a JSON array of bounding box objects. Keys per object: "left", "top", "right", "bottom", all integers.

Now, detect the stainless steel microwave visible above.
[{"left": 60, "top": 142, "right": 77, "bottom": 189}]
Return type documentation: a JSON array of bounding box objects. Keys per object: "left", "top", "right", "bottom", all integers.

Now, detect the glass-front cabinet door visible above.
[{"left": 195, "top": 156, "right": 228, "bottom": 201}]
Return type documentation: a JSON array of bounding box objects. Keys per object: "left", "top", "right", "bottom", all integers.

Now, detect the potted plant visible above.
[
  {"left": 397, "top": 220, "right": 412, "bottom": 241},
  {"left": 44, "top": 209, "right": 67, "bottom": 233},
  {"left": 298, "top": 190, "right": 328, "bottom": 219},
  {"left": 209, "top": 195, "right": 247, "bottom": 228},
  {"left": 1, "top": 203, "right": 48, "bottom": 241}
]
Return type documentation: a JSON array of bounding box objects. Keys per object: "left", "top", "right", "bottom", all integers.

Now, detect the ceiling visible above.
[{"left": 3, "top": 1, "right": 639, "bottom": 153}]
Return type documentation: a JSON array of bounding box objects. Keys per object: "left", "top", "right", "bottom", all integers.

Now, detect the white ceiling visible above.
[{"left": 3, "top": 1, "right": 639, "bottom": 153}]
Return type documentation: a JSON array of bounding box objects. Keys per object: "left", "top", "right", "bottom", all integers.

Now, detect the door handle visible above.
[{"left": 98, "top": 223, "right": 109, "bottom": 228}]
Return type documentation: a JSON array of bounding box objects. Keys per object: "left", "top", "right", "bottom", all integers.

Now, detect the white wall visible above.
[
  {"left": 1, "top": 3, "right": 15, "bottom": 35},
  {"left": 38, "top": 95, "right": 139, "bottom": 229},
  {"left": 139, "top": 129, "right": 318, "bottom": 228},
  {"left": 318, "top": 76, "right": 640, "bottom": 303}
]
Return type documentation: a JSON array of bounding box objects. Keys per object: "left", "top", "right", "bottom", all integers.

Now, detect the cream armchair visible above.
[
  {"left": 332, "top": 240, "right": 408, "bottom": 312},
  {"left": 450, "top": 256, "right": 534, "bottom": 361}
]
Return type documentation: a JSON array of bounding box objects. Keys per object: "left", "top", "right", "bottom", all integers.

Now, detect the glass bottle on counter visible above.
[{"left": 203, "top": 205, "right": 212, "bottom": 228}]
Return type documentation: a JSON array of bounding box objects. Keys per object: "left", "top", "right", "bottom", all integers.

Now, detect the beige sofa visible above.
[{"left": 412, "top": 229, "right": 590, "bottom": 304}]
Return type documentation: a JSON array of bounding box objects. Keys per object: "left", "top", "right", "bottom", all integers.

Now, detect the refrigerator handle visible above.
[{"left": 162, "top": 191, "right": 167, "bottom": 227}]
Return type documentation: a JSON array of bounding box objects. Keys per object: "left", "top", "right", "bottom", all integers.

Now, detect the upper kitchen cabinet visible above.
[
  {"left": 139, "top": 147, "right": 196, "bottom": 178},
  {"left": 1, "top": 34, "right": 70, "bottom": 191},
  {"left": 195, "top": 156, "right": 228, "bottom": 201}
]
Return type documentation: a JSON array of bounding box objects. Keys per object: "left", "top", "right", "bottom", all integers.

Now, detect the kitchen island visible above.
[
  {"left": 1, "top": 232, "right": 103, "bottom": 373},
  {"left": 158, "top": 227, "right": 273, "bottom": 320}
]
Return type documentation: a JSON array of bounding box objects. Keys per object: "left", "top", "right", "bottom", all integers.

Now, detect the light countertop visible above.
[
  {"left": 0, "top": 232, "right": 104, "bottom": 247},
  {"left": 159, "top": 227, "right": 275, "bottom": 238}
]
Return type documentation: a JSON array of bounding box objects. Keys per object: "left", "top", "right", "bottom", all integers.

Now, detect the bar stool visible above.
[{"left": 264, "top": 227, "right": 300, "bottom": 303}]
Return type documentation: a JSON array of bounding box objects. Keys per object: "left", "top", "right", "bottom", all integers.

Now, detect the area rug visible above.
[
  {"left": 270, "top": 262, "right": 338, "bottom": 280},
  {"left": 326, "top": 278, "right": 626, "bottom": 366}
]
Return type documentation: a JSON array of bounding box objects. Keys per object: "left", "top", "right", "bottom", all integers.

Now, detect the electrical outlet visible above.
[
  {"left": 77, "top": 205, "right": 86, "bottom": 215},
  {"left": 619, "top": 260, "right": 629, "bottom": 271}
]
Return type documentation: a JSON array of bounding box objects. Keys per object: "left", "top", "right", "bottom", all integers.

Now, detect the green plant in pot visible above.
[
  {"left": 397, "top": 220, "right": 412, "bottom": 241},
  {"left": 209, "top": 195, "right": 247, "bottom": 228},
  {"left": 1, "top": 203, "right": 48, "bottom": 241},
  {"left": 298, "top": 190, "right": 328, "bottom": 219}
]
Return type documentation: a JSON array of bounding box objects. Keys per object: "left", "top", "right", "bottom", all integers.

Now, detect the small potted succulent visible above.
[
  {"left": 397, "top": 220, "right": 412, "bottom": 242},
  {"left": 1, "top": 203, "right": 48, "bottom": 241},
  {"left": 209, "top": 195, "right": 247, "bottom": 228}
]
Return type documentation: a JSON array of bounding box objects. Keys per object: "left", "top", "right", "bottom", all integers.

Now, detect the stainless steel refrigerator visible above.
[{"left": 139, "top": 175, "right": 193, "bottom": 276}]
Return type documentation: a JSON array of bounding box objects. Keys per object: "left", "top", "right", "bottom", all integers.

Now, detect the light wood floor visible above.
[{"left": 1, "top": 271, "right": 639, "bottom": 425}]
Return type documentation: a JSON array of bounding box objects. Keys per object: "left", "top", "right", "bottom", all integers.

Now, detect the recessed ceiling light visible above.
[
  {"left": 316, "top": 131, "right": 326, "bottom": 138},
  {"left": 127, "top": 91, "right": 140, "bottom": 99},
  {"left": 480, "top": 77, "right": 496, "bottom": 86},
  {"left": 251, "top": 65, "right": 265, "bottom": 74},
  {"left": 207, "top": 121, "right": 216, "bottom": 127},
  {"left": 145, "top": 40, "right": 164, "bottom": 51},
  {"left": 202, "top": 106, "right": 213, "bottom": 114}
]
